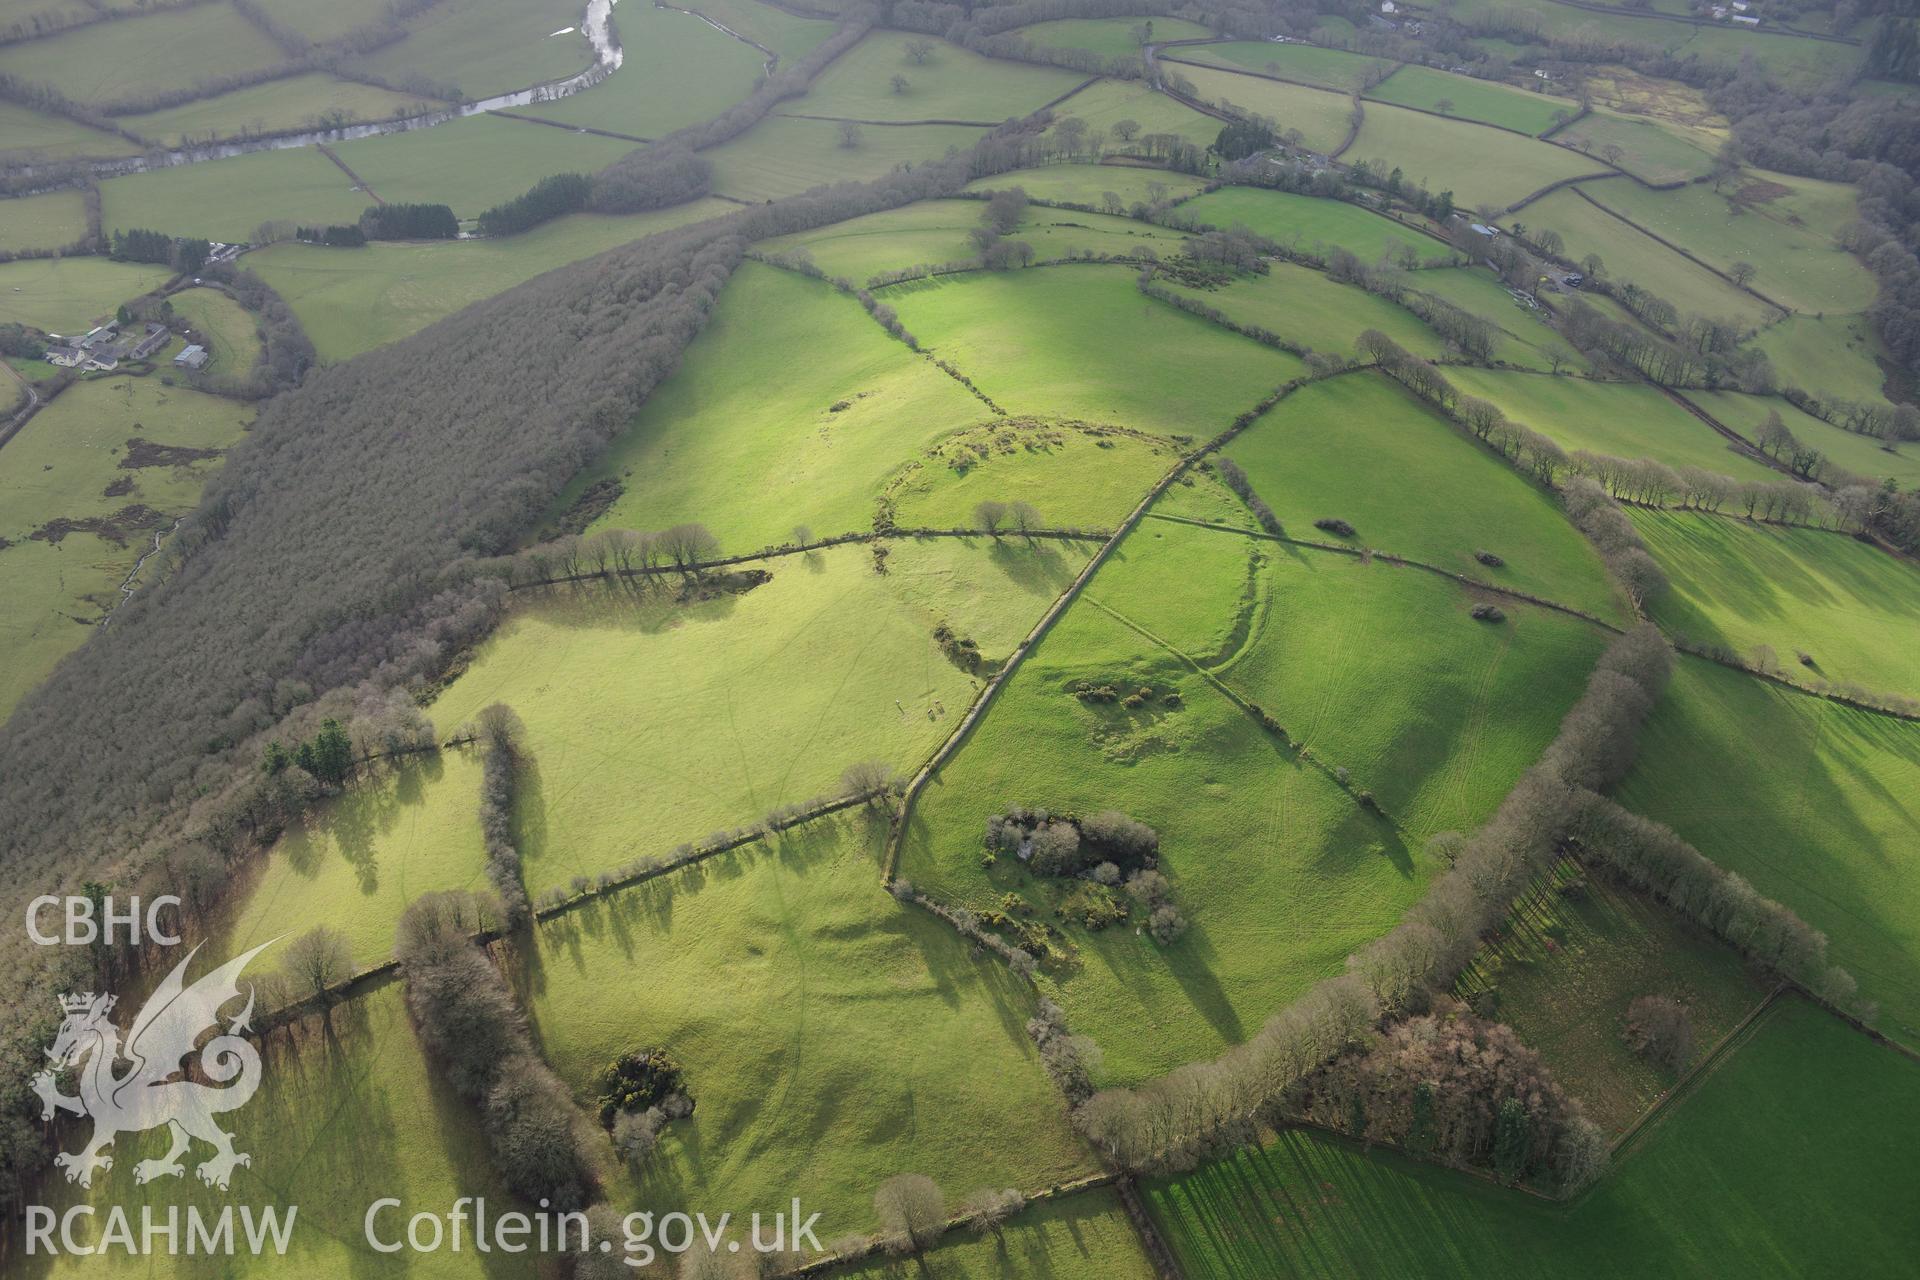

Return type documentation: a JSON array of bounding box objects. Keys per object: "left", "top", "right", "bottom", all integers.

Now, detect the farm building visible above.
[{"left": 173, "top": 344, "right": 210, "bottom": 370}]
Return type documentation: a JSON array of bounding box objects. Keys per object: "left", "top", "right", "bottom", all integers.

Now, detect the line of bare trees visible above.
[
  {"left": 474, "top": 704, "right": 531, "bottom": 929},
  {"left": 396, "top": 890, "right": 599, "bottom": 1210}
]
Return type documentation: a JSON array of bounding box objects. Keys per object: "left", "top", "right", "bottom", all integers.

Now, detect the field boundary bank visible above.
[
  {"left": 1605, "top": 985, "right": 1783, "bottom": 1164},
  {"left": 1566, "top": 184, "right": 1792, "bottom": 312},
  {"left": 1669, "top": 644, "right": 1920, "bottom": 722},
  {"left": 506, "top": 525, "right": 1109, "bottom": 591},
  {"left": 656, "top": 0, "right": 779, "bottom": 77},
  {"left": 776, "top": 111, "right": 1002, "bottom": 127},
  {"left": 1115, "top": 1176, "right": 1186, "bottom": 1280},
  {"left": 1505, "top": 169, "right": 1622, "bottom": 214},
  {"left": 1146, "top": 511, "right": 1628, "bottom": 632},
  {"left": 881, "top": 369, "right": 1339, "bottom": 881},
  {"left": 315, "top": 144, "right": 384, "bottom": 204},
  {"left": 491, "top": 110, "right": 652, "bottom": 143}
]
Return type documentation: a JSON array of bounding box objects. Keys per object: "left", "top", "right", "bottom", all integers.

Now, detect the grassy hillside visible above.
[
  {"left": 0, "top": 257, "right": 172, "bottom": 334},
  {"left": 1042, "top": 77, "right": 1222, "bottom": 147},
  {"left": 119, "top": 74, "right": 435, "bottom": 147},
  {"left": 1365, "top": 64, "right": 1574, "bottom": 135},
  {"left": 830, "top": 1187, "right": 1156, "bottom": 1278},
  {"left": 575, "top": 263, "right": 987, "bottom": 548},
  {"left": 1166, "top": 41, "right": 1389, "bottom": 91},
  {"left": 168, "top": 286, "right": 262, "bottom": 373},
  {"left": 517, "top": 2, "right": 767, "bottom": 137},
  {"left": 1682, "top": 388, "right": 1920, "bottom": 488},
  {"left": 341, "top": 0, "right": 592, "bottom": 100},
  {"left": 1146, "top": 997, "right": 1920, "bottom": 1277},
  {"left": 790, "top": 31, "right": 1083, "bottom": 123},
  {"left": 1345, "top": 102, "right": 1599, "bottom": 209},
  {"left": 0, "top": 2, "right": 287, "bottom": 106},
  {"left": 964, "top": 164, "right": 1209, "bottom": 207},
  {"left": 1177, "top": 187, "right": 1446, "bottom": 266},
  {"left": 1616, "top": 658, "right": 1920, "bottom": 1046},
  {"left": 1175, "top": 65, "right": 1355, "bottom": 153},
  {"left": 882, "top": 265, "right": 1305, "bottom": 436},
  {"left": 100, "top": 146, "right": 374, "bottom": 244},
  {"left": 1753, "top": 312, "right": 1897, "bottom": 411},
  {"left": 1553, "top": 109, "right": 1719, "bottom": 185},
  {"left": 1161, "top": 262, "right": 1448, "bottom": 361},
  {"left": 1634, "top": 509, "right": 1920, "bottom": 698},
  {"left": 706, "top": 116, "right": 990, "bottom": 201},
  {"left": 329, "top": 115, "right": 638, "bottom": 218},
  {"left": 1015, "top": 15, "right": 1208, "bottom": 58},
  {"left": 0, "top": 188, "right": 86, "bottom": 254},
  {"left": 1221, "top": 373, "right": 1627, "bottom": 622}
]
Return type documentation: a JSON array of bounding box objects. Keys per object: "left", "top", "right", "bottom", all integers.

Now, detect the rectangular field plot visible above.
[
  {"left": 0, "top": 99, "right": 138, "bottom": 163},
  {"left": 1617, "top": 657, "right": 1920, "bottom": 1046},
  {"left": 1407, "top": 269, "right": 1590, "bottom": 372},
  {"left": 1552, "top": 108, "right": 1719, "bottom": 184},
  {"left": 706, "top": 116, "right": 990, "bottom": 201},
  {"left": 1165, "top": 41, "right": 1390, "bottom": 91},
  {"left": 1162, "top": 262, "right": 1449, "bottom": 362},
  {"left": 786, "top": 31, "right": 1084, "bottom": 124},
  {"left": 0, "top": 2, "right": 289, "bottom": 108},
  {"left": 1753, "top": 312, "right": 1898, "bottom": 412},
  {"left": 963, "top": 163, "right": 1209, "bottom": 208},
  {"left": 1583, "top": 174, "right": 1875, "bottom": 315},
  {"left": 1442, "top": 368, "right": 1776, "bottom": 481},
  {"left": 1682, "top": 388, "right": 1920, "bottom": 489},
  {"left": 1174, "top": 64, "right": 1355, "bottom": 153},
  {"left": 0, "top": 187, "right": 85, "bottom": 253},
  {"left": 1146, "top": 997, "right": 1920, "bottom": 1277},
  {"left": 882, "top": 264, "right": 1305, "bottom": 436},
  {"left": 1365, "top": 64, "right": 1575, "bottom": 135},
  {"left": 676, "top": 0, "right": 836, "bottom": 62},
  {"left": 250, "top": 198, "right": 734, "bottom": 363},
  {"left": 100, "top": 146, "right": 375, "bottom": 244},
  {"left": 329, "top": 115, "right": 638, "bottom": 218},
  {"left": 1015, "top": 15, "right": 1210, "bottom": 59},
  {"left": 1221, "top": 373, "right": 1627, "bottom": 622},
  {"left": 1042, "top": 77, "right": 1222, "bottom": 147},
  {"left": 120, "top": 73, "right": 435, "bottom": 147},
  {"left": 1177, "top": 187, "right": 1448, "bottom": 266},
  {"left": 833, "top": 1187, "right": 1156, "bottom": 1278},
  {"left": 1633, "top": 508, "right": 1920, "bottom": 699},
  {"left": 529, "top": 815, "right": 1095, "bottom": 1239},
  {"left": 0, "top": 256, "right": 172, "bottom": 333},
  {"left": 1345, "top": 102, "right": 1599, "bottom": 210},
  {"left": 340, "top": 0, "right": 591, "bottom": 100}
]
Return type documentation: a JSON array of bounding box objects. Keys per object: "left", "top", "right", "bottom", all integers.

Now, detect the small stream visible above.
[
  {"left": 12, "top": 0, "right": 627, "bottom": 185},
  {"left": 104, "top": 516, "right": 184, "bottom": 623}
]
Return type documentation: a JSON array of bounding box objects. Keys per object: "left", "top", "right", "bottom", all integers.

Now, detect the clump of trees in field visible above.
[
  {"left": 294, "top": 223, "right": 366, "bottom": 247},
  {"left": 874, "top": 1173, "right": 946, "bottom": 1255},
  {"left": 1291, "top": 1000, "right": 1607, "bottom": 1193},
  {"left": 359, "top": 203, "right": 458, "bottom": 240},
  {"left": 396, "top": 891, "right": 598, "bottom": 1209},
  {"left": 1214, "top": 457, "right": 1282, "bottom": 534},
  {"left": 596, "top": 1048, "right": 693, "bottom": 1171},
  {"left": 1622, "top": 995, "right": 1694, "bottom": 1072},
  {"left": 971, "top": 186, "right": 1035, "bottom": 270},
  {"left": 474, "top": 704, "right": 531, "bottom": 929},
  {"left": 477, "top": 173, "right": 592, "bottom": 237},
  {"left": 110, "top": 228, "right": 209, "bottom": 272}
]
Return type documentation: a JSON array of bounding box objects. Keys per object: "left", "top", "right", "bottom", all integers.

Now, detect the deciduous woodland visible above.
[{"left": 0, "top": 0, "right": 1918, "bottom": 1272}]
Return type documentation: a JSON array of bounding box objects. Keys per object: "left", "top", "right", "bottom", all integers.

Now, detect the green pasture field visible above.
[
  {"left": 0, "top": 99, "right": 137, "bottom": 163},
  {"left": 1442, "top": 368, "right": 1776, "bottom": 481},
  {"left": 1552, "top": 108, "right": 1719, "bottom": 185},
  {"left": 1014, "top": 15, "right": 1209, "bottom": 59},
  {"left": 99, "top": 145, "right": 373, "bottom": 244},
  {"left": 1632, "top": 508, "right": 1920, "bottom": 698},
  {"left": 1181, "top": 526, "right": 1610, "bottom": 840},
  {"left": 1162, "top": 262, "right": 1448, "bottom": 362},
  {"left": 0, "top": 256, "right": 170, "bottom": 334},
  {"left": 519, "top": 2, "right": 766, "bottom": 137},
  {"left": 1617, "top": 657, "right": 1920, "bottom": 1045},
  {"left": 1345, "top": 102, "right": 1599, "bottom": 210},
  {"left": 882, "top": 264, "right": 1306, "bottom": 436},
  {"left": 329, "top": 115, "right": 637, "bottom": 218},
  {"left": 898, "top": 586, "right": 1425, "bottom": 1083},
  {"left": 33, "top": 982, "right": 533, "bottom": 1280},
  {"left": 1365, "top": 64, "right": 1574, "bottom": 135},
  {"left": 0, "top": 0, "right": 95, "bottom": 33},
  {"left": 758, "top": 199, "right": 1190, "bottom": 286},
  {"left": 0, "top": 2, "right": 288, "bottom": 107},
  {"left": 120, "top": 73, "right": 435, "bottom": 147},
  {"left": 1408, "top": 268, "right": 1590, "bottom": 372},
  {"left": 1456, "top": 861, "right": 1768, "bottom": 1135},
  {"left": 575, "top": 262, "right": 986, "bottom": 548},
  {"left": 677, "top": 0, "right": 836, "bottom": 63},
  {"left": 250, "top": 198, "right": 733, "bottom": 363},
  {"left": 963, "top": 163, "right": 1209, "bottom": 208},
  {"left": 530, "top": 813, "right": 1095, "bottom": 1241},
  {"left": 1582, "top": 174, "right": 1874, "bottom": 315},
  {"left": 1682, "top": 387, "right": 1920, "bottom": 488},
  {"left": 830, "top": 1188, "right": 1156, "bottom": 1278},
  {"left": 1165, "top": 40, "right": 1389, "bottom": 92},
  {"left": 0, "top": 376, "right": 251, "bottom": 720},
  {"left": 1517, "top": 187, "right": 1772, "bottom": 324},
  {"left": 1753, "top": 311, "right": 1895, "bottom": 410},
  {"left": 885, "top": 419, "right": 1177, "bottom": 531},
  {"left": 227, "top": 538, "right": 1080, "bottom": 956},
  {"left": 251, "top": 0, "right": 390, "bottom": 43},
  {"left": 1146, "top": 996, "right": 1920, "bottom": 1277},
  {"left": 1176, "top": 187, "right": 1447, "bottom": 266},
  {"left": 168, "top": 285, "right": 262, "bottom": 373},
  {"left": 342, "top": 0, "right": 590, "bottom": 101},
  {"left": 786, "top": 31, "right": 1083, "bottom": 124},
  {"left": 1174, "top": 64, "right": 1354, "bottom": 154},
  {"left": 0, "top": 188, "right": 85, "bottom": 253},
  {"left": 1043, "top": 77, "right": 1222, "bottom": 148},
  {"left": 1738, "top": 165, "right": 1863, "bottom": 240},
  {"left": 1222, "top": 372, "right": 1628, "bottom": 622},
  {"left": 706, "top": 116, "right": 990, "bottom": 201}
]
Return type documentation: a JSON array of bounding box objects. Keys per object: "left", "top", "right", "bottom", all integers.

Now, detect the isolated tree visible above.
[
  {"left": 974, "top": 499, "right": 1008, "bottom": 534},
  {"left": 1130, "top": 19, "right": 1153, "bottom": 45},
  {"left": 874, "top": 1173, "right": 945, "bottom": 1254},
  {"left": 1600, "top": 142, "right": 1625, "bottom": 167},
  {"left": 1623, "top": 995, "right": 1694, "bottom": 1072},
  {"left": 904, "top": 37, "right": 934, "bottom": 64},
  {"left": 1729, "top": 260, "right": 1758, "bottom": 287},
  {"left": 958, "top": 1187, "right": 1024, "bottom": 1235},
  {"left": 1535, "top": 227, "right": 1564, "bottom": 257},
  {"left": 282, "top": 925, "right": 352, "bottom": 1022},
  {"left": 1008, "top": 500, "right": 1042, "bottom": 537},
  {"left": 1435, "top": 97, "right": 1455, "bottom": 115},
  {"left": 837, "top": 120, "right": 863, "bottom": 149},
  {"left": 791, "top": 524, "right": 813, "bottom": 547},
  {"left": 1056, "top": 116, "right": 1089, "bottom": 153},
  {"left": 841, "top": 758, "right": 898, "bottom": 802},
  {"left": 890, "top": 73, "right": 909, "bottom": 94},
  {"left": 1112, "top": 118, "right": 1141, "bottom": 142},
  {"left": 658, "top": 522, "right": 719, "bottom": 573}
]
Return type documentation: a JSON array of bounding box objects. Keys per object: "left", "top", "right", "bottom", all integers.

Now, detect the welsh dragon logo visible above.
[{"left": 33, "top": 941, "right": 275, "bottom": 1191}]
